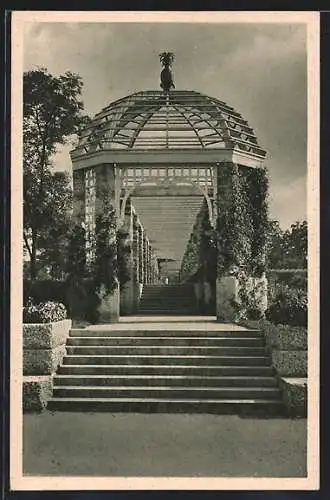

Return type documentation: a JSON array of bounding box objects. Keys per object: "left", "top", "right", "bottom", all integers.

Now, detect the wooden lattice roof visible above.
[{"left": 74, "top": 90, "right": 266, "bottom": 157}]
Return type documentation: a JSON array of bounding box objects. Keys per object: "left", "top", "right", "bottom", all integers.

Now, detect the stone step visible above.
[
  {"left": 58, "top": 364, "right": 275, "bottom": 376},
  {"left": 54, "top": 374, "right": 278, "bottom": 387},
  {"left": 52, "top": 386, "right": 281, "bottom": 400},
  {"left": 140, "top": 296, "right": 193, "bottom": 301},
  {"left": 48, "top": 397, "right": 286, "bottom": 416},
  {"left": 62, "top": 355, "right": 271, "bottom": 366},
  {"left": 140, "top": 293, "right": 194, "bottom": 299},
  {"left": 138, "top": 303, "right": 196, "bottom": 310},
  {"left": 142, "top": 286, "right": 192, "bottom": 291},
  {"left": 67, "top": 336, "right": 264, "bottom": 347},
  {"left": 140, "top": 296, "right": 194, "bottom": 300},
  {"left": 137, "top": 309, "right": 197, "bottom": 314},
  {"left": 65, "top": 346, "right": 266, "bottom": 356},
  {"left": 139, "top": 300, "right": 195, "bottom": 303},
  {"left": 69, "top": 329, "right": 262, "bottom": 338},
  {"left": 139, "top": 296, "right": 194, "bottom": 301},
  {"left": 138, "top": 302, "right": 194, "bottom": 307},
  {"left": 140, "top": 290, "right": 192, "bottom": 293}
]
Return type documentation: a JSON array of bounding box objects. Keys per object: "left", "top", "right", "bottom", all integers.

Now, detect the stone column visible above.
[
  {"left": 132, "top": 212, "right": 140, "bottom": 311},
  {"left": 72, "top": 169, "right": 86, "bottom": 223},
  {"left": 152, "top": 250, "right": 159, "bottom": 283},
  {"left": 215, "top": 162, "right": 236, "bottom": 321},
  {"left": 138, "top": 224, "right": 144, "bottom": 290},
  {"left": 147, "top": 244, "right": 152, "bottom": 284},
  {"left": 94, "top": 163, "right": 120, "bottom": 323},
  {"left": 215, "top": 162, "right": 268, "bottom": 322},
  {"left": 119, "top": 198, "right": 134, "bottom": 315},
  {"left": 143, "top": 235, "right": 148, "bottom": 284}
]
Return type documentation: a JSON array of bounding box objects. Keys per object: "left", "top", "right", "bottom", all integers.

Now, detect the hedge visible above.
[{"left": 23, "top": 301, "right": 67, "bottom": 323}]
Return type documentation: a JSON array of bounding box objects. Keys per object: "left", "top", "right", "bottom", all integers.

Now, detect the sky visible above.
[{"left": 23, "top": 20, "right": 308, "bottom": 228}]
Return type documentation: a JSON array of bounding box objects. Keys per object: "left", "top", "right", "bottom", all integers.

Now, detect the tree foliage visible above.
[
  {"left": 23, "top": 67, "right": 90, "bottom": 280},
  {"left": 267, "top": 220, "right": 307, "bottom": 269}
]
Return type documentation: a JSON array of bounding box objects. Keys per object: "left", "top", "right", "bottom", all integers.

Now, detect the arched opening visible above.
[{"left": 117, "top": 172, "right": 216, "bottom": 316}]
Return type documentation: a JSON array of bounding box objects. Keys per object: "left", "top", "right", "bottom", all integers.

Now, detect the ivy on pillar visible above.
[
  {"left": 93, "top": 163, "right": 120, "bottom": 323},
  {"left": 119, "top": 197, "right": 135, "bottom": 315},
  {"left": 143, "top": 235, "right": 148, "bottom": 284},
  {"left": 138, "top": 224, "right": 144, "bottom": 286},
  {"left": 132, "top": 212, "right": 140, "bottom": 311},
  {"left": 215, "top": 162, "right": 269, "bottom": 322},
  {"left": 72, "top": 170, "right": 86, "bottom": 223},
  {"left": 147, "top": 244, "right": 152, "bottom": 284}
]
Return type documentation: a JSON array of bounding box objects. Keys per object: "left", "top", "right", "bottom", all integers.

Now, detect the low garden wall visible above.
[
  {"left": 23, "top": 319, "right": 71, "bottom": 412},
  {"left": 243, "top": 319, "right": 307, "bottom": 417}
]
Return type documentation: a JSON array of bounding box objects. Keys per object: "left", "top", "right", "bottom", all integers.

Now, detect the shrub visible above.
[
  {"left": 267, "top": 269, "right": 307, "bottom": 296},
  {"left": 265, "top": 285, "right": 307, "bottom": 327},
  {"left": 23, "top": 279, "right": 67, "bottom": 307},
  {"left": 23, "top": 300, "right": 67, "bottom": 324}
]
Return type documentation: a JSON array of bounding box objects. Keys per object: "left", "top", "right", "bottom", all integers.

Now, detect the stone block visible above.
[
  {"left": 216, "top": 276, "right": 239, "bottom": 322},
  {"left": 280, "top": 377, "right": 307, "bottom": 418},
  {"left": 216, "top": 275, "right": 267, "bottom": 322},
  {"left": 23, "top": 319, "right": 72, "bottom": 349},
  {"left": 23, "top": 345, "right": 67, "bottom": 375},
  {"left": 120, "top": 281, "right": 135, "bottom": 315},
  {"left": 23, "top": 375, "right": 53, "bottom": 412},
  {"left": 271, "top": 350, "right": 307, "bottom": 377},
  {"left": 97, "top": 285, "right": 120, "bottom": 323}
]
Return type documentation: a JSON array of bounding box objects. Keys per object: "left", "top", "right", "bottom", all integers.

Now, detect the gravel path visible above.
[{"left": 23, "top": 412, "right": 307, "bottom": 477}]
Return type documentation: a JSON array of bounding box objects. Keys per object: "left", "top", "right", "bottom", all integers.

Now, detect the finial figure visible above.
[{"left": 159, "top": 52, "right": 175, "bottom": 92}]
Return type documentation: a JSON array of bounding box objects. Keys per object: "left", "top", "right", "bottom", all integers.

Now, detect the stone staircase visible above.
[
  {"left": 138, "top": 284, "right": 196, "bottom": 315},
  {"left": 48, "top": 326, "right": 286, "bottom": 416}
]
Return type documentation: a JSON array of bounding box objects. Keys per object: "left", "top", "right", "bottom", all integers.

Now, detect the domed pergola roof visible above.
[{"left": 75, "top": 90, "right": 266, "bottom": 157}]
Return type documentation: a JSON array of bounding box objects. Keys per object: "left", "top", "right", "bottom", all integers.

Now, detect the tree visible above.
[
  {"left": 282, "top": 221, "right": 307, "bottom": 269},
  {"left": 23, "top": 67, "right": 90, "bottom": 280},
  {"left": 31, "top": 171, "right": 73, "bottom": 279},
  {"left": 266, "top": 219, "right": 307, "bottom": 269},
  {"left": 266, "top": 220, "right": 284, "bottom": 269}
]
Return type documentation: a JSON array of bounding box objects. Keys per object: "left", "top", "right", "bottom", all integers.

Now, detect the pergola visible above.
[{"left": 70, "top": 89, "right": 267, "bottom": 322}]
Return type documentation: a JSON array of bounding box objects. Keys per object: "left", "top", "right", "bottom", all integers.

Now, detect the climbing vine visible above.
[
  {"left": 180, "top": 200, "right": 217, "bottom": 283},
  {"left": 117, "top": 227, "right": 132, "bottom": 289},
  {"left": 216, "top": 163, "right": 253, "bottom": 277},
  {"left": 216, "top": 163, "right": 268, "bottom": 278},
  {"left": 245, "top": 166, "right": 269, "bottom": 277},
  {"left": 230, "top": 268, "right": 266, "bottom": 322},
  {"left": 91, "top": 199, "right": 118, "bottom": 297},
  {"left": 215, "top": 163, "right": 269, "bottom": 321}
]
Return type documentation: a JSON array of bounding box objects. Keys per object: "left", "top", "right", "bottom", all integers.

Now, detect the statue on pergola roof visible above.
[{"left": 159, "top": 51, "right": 175, "bottom": 92}]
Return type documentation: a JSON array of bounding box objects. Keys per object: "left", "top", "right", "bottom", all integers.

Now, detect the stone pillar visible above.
[
  {"left": 119, "top": 198, "right": 134, "bottom": 315},
  {"left": 143, "top": 235, "right": 148, "bottom": 284},
  {"left": 94, "top": 164, "right": 120, "bottom": 323},
  {"left": 152, "top": 250, "right": 159, "bottom": 283},
  {"left": 72, "top": 169, "right": 86, "bottom": 223},
  {"left": 215, "top": 162, "right": 268, "bottom": 322},
  {"left": 132, "top": 213, "right": 140, "bottom": 310},
  {"left": 138, "top": 224, "right": 144, "bottom": 288},
  {"left": 215, "top": 162, "right": 237, "bottom": 321},
  {"left": 147, "top": 244, "right": 152, "bottom": 284}
]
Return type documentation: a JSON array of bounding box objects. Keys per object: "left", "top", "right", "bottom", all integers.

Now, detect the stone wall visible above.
[
  {"left": 243, "top": 319, "right": 308, "bottom": 417},
  {"left": 23, "top": 319, "right": 71, "bottom": 412}
]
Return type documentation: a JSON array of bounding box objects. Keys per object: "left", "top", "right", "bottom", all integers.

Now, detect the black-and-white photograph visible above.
[{"left": 10, "top": 11, "right": 319, "bottom": 490}]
